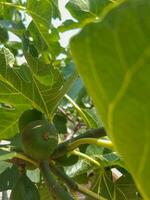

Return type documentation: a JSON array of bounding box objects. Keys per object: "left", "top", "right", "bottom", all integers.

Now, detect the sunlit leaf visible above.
[
  {"left": 71, "top": 0, "right": 150, "bottom": 198},
  {"left": 0, "top": 47, "right": 77, "bottom": 123}
]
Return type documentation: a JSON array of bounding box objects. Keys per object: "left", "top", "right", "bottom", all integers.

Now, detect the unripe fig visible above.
[{"left": 21, "top": 120, "right": 58, "bottom": 161}]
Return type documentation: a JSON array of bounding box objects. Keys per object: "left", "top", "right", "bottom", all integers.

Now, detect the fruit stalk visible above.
[
  {"left": 40, "top": 160, "right": 73, "bottom": 200},
  {"left": 51, "top": 127, "right": 106, "bottom": 159},
  {"left": 72, "top": 150, "right": 101, "bottom": 167},
  {"left": 68, "top": 138, "right": 113, "bottom": 152}
]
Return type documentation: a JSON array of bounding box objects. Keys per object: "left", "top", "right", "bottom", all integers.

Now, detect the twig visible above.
[
  {"left": 72, "top": 150, "right": 101, "bottom": 167},
  {"left": 49, "top": 162, "right": 107, "bottom": 200},
  {"left": 58, "top": 106, "right": 74, "bottom": 124},
  {"left": 51, "top": 127, "right": 106, "bottom": 159},
  {"left": 68, "top": 138, "right": 113, "bottom": 152},
  {"left": 40, "top": 160, "right": 73, "bottom": 200}
]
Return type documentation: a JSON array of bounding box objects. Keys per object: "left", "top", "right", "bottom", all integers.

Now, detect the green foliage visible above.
[
  {"left": 0, "top": 47, "right": 67, "bottom": 120},
  {"left": 71, "top": 0, "right": 150, "bottom": 198},
  {"left": 114, "top": 170, "right": 141, "bottom": 200},
  {"left": 0, "top": 0, "right": 148, "bottom": 199},
  {"left": 10, "top": 174, "right": 40, "bottom": 200},
  {"left": 0, "top": 165, "right": 19, "bottom": 191}
]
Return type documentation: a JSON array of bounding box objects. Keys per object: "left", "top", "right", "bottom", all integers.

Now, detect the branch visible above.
[
  {"left": 68, "top": 138, "right": 113, "bottom": 151},
  {"left": 58, "top": 106, "right": 74, "bottom": 123},
  {"left": 14, "top": 153, "right": 38, "bottom": 167},
  {"left": 0, "top": 147, "right": 38, "bottom": 168},
  {"left": 40, "top": 160, "right": 73, "bottom": 200},
  {"left": 51, "top": 127, "right": 106, "bottom": 159},
  {"left": 49, "top": 162, "right": 106, "bottom": 200}
]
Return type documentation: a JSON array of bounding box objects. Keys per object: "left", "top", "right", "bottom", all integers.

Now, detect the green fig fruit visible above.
[{"left": 21, "top": 120, "right": 58, "bottom": 161}]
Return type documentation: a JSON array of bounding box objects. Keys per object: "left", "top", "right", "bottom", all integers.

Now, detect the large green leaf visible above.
[
  {"left": 70, "top": 0, "right": 150, "bottom": 199},
  {"left": 88, "top": 169, "right": 140, "bottom": 200},
  {"left": 0, "top": 47, "right": 77, "bottom": 120},
  {"left": 114, "top": 171, "right": 141, "bottom": 200},
  {"left": 89, "top": 170, "right": 114, "bottom": 200}
]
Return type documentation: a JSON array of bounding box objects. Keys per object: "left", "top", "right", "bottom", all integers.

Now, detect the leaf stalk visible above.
[
  {"left": 52, "top": 127, "right": 106, "bottom": 159},
  {"left": 68, "top": 138, "right": 113, "bottom": 152}
]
